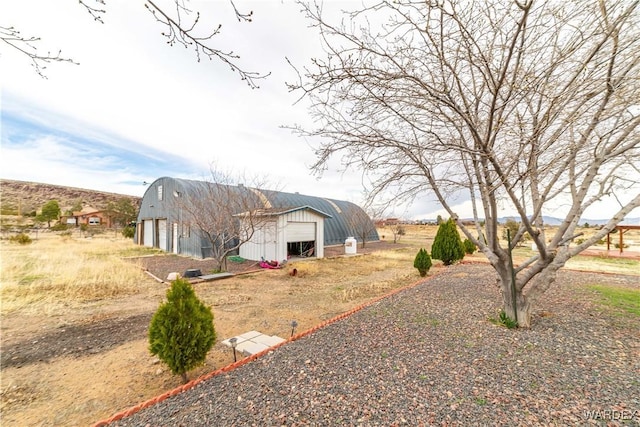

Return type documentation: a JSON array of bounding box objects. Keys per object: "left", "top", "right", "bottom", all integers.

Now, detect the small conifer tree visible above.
[
  {"left": 463, "top": 238, "right": 477, "bottom": 254},
  {"left": 149, "top": 278, "right": 216, "bottom": 383},
  {"left": 431, "top": 218, "right": 465, "bottom": 265},
  {"left": 413, "top": 248, "right": 432, "bottom": 277}
]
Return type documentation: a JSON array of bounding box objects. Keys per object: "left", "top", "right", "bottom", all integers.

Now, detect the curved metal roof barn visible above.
[{"left": 136, "top": 177, "right": 379, "bottom": 249}]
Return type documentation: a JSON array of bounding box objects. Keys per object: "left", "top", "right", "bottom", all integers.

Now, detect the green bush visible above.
[
  {"left": 463, "top": 238, "right": 477, "bottom": 254},
  {"left": 50, "top": 223, "right": 68, "bottom": 231},
  {"left": 9, "top": 233, "right": 32, "bottom": 245},
  {"left": 122, "top": 225, "right": 135, "bottom": 239},
  {"left": 498, "top": 310, "right": 518, "bottom": 329},
  {"left": 431, "top": 218, "right": 465, "bottom": 266},
  {"left": 413, "top": 248, "right": 432, "bottom": 277},
  {"left": 149, "top": 278, "right": 216, "bottom": 383}
]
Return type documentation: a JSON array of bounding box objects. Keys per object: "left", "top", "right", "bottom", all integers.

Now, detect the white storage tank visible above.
[{"left": 345, "top": 236, "right": 357, "bottom": 255}]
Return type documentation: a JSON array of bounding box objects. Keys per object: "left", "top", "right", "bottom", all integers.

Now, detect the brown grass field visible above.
[{"left": 1, "top": 225, "right": 638, "bottom": 426}]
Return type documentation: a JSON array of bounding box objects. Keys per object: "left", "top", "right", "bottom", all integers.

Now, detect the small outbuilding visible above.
[
  {"left": 134, "top": 177, "right": 378, "bottom": 261},
  {"left": 237, "top": 206, "right": 331, "bottom": 261}
]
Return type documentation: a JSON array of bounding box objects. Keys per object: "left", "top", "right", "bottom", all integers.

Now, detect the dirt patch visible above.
[{"left": 1, "top": 313, "right": 152, "bottom": 369}]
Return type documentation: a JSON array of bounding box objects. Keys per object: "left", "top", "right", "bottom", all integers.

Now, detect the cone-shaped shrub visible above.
[
  {"left": 463, "top": 238, "right": 477, "bottom": 254},
  {"left": 149, "top": 278, "right": 216, "bottom": 383},
  {"left": 413, "top": 248, "right": 432, "bottom": 277},
  {"left": 431, "top": 218, "right": 465, "bottom": 265}
]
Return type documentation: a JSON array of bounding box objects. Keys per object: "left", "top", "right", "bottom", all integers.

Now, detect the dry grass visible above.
[{"left": 0, "top": 233, "right": 160, "bottom": 314}]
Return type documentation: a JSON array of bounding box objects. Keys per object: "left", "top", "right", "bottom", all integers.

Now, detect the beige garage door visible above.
[{"left": 286, "top": 222, "right": 316, "bottom": 242}]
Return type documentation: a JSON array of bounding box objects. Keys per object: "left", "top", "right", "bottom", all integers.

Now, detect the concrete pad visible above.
[
  {"left": 237, "top": 331, "right": 262, "bottom": 340},
  {"left": 253, "top": 335, "right": 286, "bottom": 346},
  {"left": 236, "top": 341, "right": 269, "bottom": 356},
  {"left": 221, "top": 336, "right": 249, "bottom": 347}
]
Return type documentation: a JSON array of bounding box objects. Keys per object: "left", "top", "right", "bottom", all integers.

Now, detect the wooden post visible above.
[{"left": 619, "top": 228, "right": 624, "bottom": 254}]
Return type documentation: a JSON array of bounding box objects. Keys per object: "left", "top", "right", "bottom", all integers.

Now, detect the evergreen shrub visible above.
[
  {"left": 149, "top": 278, "right": 216, "bottom": 383},
  {"left": 431, "top": 218, "right": 465, "bottom": 265},
  {"left": 463, "top": 238, "right": 477, "bottom": 254},
  {"left": 413, "top": 248, "right": 432, "bottom": 277}
]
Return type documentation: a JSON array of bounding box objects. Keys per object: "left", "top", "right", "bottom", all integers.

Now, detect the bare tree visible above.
[
  {"left": 342, "top": 203, "right": 381, "bottom": 248},
  {"left": 290, "top": 0, "right": 640, "bottom": 327},
  {"left": 173, "top": 169, "right": 272, "bottom": 272},
  {"left": 387, "top": 222, "right": 405, "bottom": 244},
  {"left": 2, "top": 0, "right": 268, "bottom": 86}
]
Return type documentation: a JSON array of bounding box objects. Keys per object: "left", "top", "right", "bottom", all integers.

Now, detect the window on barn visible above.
[{"left": 157, "top": 185, "right": 163, "bottom": 201}]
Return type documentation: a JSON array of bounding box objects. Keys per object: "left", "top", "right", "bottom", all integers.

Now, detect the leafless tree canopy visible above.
[
  {"left": 173, "top": 169, "right": 272, "bottom": 271},
  {"left": 2, "top": 0, "right": 269, "bottom": 86},
  {"left": 290, "top": 0, "right": 640, "bottom": 326}
]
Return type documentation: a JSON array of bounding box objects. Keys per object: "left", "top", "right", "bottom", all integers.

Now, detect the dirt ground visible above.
[{"left": 0, "top": 240, "right": 415, "bottom": 426}]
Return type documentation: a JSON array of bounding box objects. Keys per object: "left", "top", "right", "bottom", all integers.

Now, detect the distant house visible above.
[{"left": 62, "top": 207, "right": 112, "bottom": 227}]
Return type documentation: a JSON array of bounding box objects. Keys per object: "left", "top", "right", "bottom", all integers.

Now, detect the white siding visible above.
[
  {"left": 239, "top": 209, "right": 326, "bottom": 261},
  {"left": 240, "top": 221, "right": 279, "bottom": 261}
]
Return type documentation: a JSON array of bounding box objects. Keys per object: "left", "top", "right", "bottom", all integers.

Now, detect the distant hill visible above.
[
  {"left": 0, "top": 179, "right": 141, "bottom": 216},
  {"left": 498, "top": 215, "right": 640, "bottom": 226}
]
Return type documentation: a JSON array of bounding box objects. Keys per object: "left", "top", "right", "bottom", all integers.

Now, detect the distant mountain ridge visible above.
[
  {"left": 497, "top": 215, "right": 640, "bottom": 226},
  {"left": 0, "top": 179, "right": 141, "bottom": 215}
]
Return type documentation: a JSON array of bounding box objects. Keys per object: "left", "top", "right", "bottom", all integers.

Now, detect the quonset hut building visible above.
[{"left": 134, "top": 177, "right": 379, "bottom": 261}]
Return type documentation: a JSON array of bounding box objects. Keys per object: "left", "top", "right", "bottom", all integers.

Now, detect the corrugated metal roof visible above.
[
  {"left": 235, "top": 206, "right": 333, "bottom": 218},
  {"left": 168, "top": 177, "right": 378, "bottom": 246}
]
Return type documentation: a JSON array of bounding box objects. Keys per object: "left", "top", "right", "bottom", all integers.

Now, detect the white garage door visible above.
[
  {"left": 143, "top": 220, "right": 153, "bottom": 247},
  {"left": 286, "top": 222, "right": 316, "bottom": 242},
  {"left": 157, "top": 219, "right": 167, "bottom": 251}
]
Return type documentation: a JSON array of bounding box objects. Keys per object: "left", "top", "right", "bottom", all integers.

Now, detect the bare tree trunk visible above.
[{"left": 498, "top": 273, "right": 532, "bottom": 328}]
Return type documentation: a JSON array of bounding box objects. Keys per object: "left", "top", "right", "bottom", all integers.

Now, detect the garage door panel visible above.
[
  {"left": 157, "top": 219, "right": 167, "bottom": 251},
  {"left": 143, "top": 220, "right": 153, "bottom": 247},
  {"left": 286, "top": 222, "right": 315, "bottom": 242}
]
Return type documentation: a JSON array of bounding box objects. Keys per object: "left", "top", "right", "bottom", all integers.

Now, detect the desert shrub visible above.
[
  {"left": 50, "top": 223, "right": 68, "bottom": 231},
  {"left": 463, "top": 238, "right": 477, "bottom": 254},
  {"left": 9, "top": 233, "right": 32, "bottom": 245},
  {"left": 431, "top": 219, "right": 465, "bottom": 266},
  {"left": 59, "top": 230, "right": 72, "bottom": 239},
  {"left": 502, "top": 219, "right": 531, "bottom": 244},
  {"left": 413, "top": 248, "right": 432, "bottom": 277},
  {"left": 121, "top": 225, "right": 135, "bottom": 239},
  {"left": 149, "top": 278, "right": 216, "bottom": 383}
]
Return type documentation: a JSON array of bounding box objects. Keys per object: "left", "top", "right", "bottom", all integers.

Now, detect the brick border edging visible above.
[{"left": 92, "top": 268, "right": 448, "bottom": 426}]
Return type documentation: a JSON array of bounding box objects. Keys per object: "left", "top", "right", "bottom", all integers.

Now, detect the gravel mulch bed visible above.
[{"left": 107, "top": 264, "right": 640, "bottom": 426}]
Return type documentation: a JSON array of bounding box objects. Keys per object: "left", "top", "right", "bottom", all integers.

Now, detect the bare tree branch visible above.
[{"left": 2, "top": 0, "right": 269, "bottom": 86}]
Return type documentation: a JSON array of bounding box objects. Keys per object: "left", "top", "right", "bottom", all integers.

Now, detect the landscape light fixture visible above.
[
  {"left": 229, "top": 337, "right": 238, "bottom": 362},
  {"left": 290, "top": 320, "right": 298, "bottom": 337}
]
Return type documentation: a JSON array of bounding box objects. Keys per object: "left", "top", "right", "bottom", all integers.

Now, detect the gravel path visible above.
[{"left": 106, "top": 264, "right": 640, "bottom": 426}]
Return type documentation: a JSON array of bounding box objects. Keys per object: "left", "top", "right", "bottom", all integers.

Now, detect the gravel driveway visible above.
[{"left": 104, "top": 264, "right": 640, "bottom": 426}]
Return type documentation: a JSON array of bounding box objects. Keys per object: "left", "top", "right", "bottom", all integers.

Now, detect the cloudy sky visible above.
[{"left": 1, "top": 1, "right": 637, "bottom": 221}]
